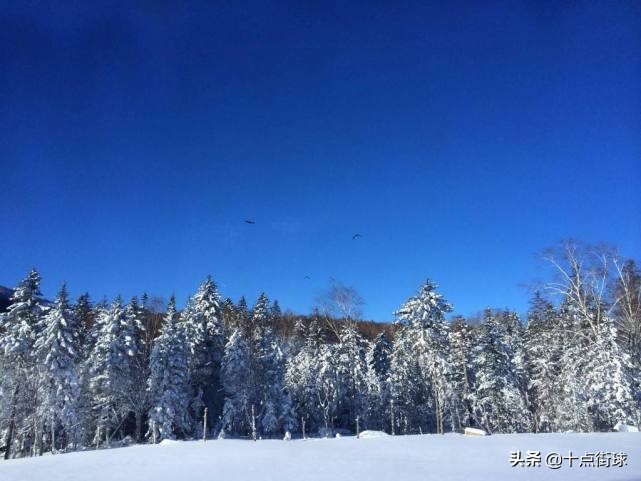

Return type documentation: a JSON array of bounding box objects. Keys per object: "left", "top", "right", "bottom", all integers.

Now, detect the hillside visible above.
[{"left": 1, "top": 432, "right": 639, "bottom": 481}]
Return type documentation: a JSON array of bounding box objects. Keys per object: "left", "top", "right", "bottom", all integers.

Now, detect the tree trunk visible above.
[
  {"left": 135, "top": 411, "right": 143, "bottom": 443},
  {"left": 4, "top": 418, "right": 15, "bottom": 460},
  {"left": 3, "top": 385, "right": 19, "bottom": 460}
]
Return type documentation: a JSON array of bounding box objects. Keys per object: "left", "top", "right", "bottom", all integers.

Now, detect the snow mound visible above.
[
  {"left": 158, "top": 439, "right": 180, "bottom": 446},
  {"left": 614, "top": 422, "right": 639, "bottom": 433},
  {"left": 358, "top": 430, "right": 389, "bottom": 439},
  {"left": 464, "top": 427, "right": 487, "bottom": 436}
]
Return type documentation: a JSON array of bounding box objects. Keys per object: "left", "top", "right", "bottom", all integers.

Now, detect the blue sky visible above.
[{"left": 1, "top": 1, "right": 639, "bottom": 320}]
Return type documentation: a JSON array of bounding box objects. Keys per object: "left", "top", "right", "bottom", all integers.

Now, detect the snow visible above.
[
  {"left": 358, "top": 430, "right": 388, "bottom": 438},
  {"left": 614, "top": 422, "right": 639, "bottom": 433},
  {"left": 465, "top": 427, "right": 487, "bottom": 436},
  {"left": 1, "top": 432, "right": 639, "bottom": 481}
]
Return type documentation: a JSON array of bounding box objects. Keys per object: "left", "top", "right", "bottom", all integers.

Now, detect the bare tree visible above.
[
  {"left": 541, "top": 240, "right": 614, "bottom": 337},
  {"left": 316, "top": 278, "right": 365, "bottom": 340},
  {"left": 611, "top": 258, "right": 641, "bottom": 358}
]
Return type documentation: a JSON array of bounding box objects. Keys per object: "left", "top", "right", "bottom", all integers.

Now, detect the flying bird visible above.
[
  {"left": 352, "top": 233, "right": 363, "bottom": 240},
  {"left": 244, "top": 219, "right": 256, "bottom": 224},
  {"left": 304, "top": 275, "right": 311, "bottom": 280}
]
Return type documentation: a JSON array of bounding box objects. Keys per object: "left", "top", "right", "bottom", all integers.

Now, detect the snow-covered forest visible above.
[{"left": 1, "top": 242, "right": 640, "bottom": 459}]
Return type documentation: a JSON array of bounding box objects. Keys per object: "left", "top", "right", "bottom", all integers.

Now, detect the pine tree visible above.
[
  {"left": 583, "top": 317, "right": 639, "bottom": 429},
  {"left": 34, "top": 284, "right": 80, "bottom": 451},
  {"left": 285, "top": 319, "right": 325, "bottom": 432},
  {"left": 124, "top": 296, "right": 149, "bottom": 442},
  {"left": 524, "top": 292, "right": 561, "bottom": 432},
  {"left": 147, "top": 296, "right": 190, "bottom": 441},
  {"left": 0, "top": 269, "right": 46, "bottom": 459},
  {"left": 554, "top": 300, "right": 591, "bottom": 432},
  {"left": 365, "top": 331, "right": 392, "bottom": 430},
  {"left": 471, "top": 310, "right": 530, "bottom": 433},
  {"left": 391, "top": 280, "right": 453, "bottom": 434},
  {"left": 221, "top": 329, "right": 253, "bottom": 435},
  {"left": 73, "top": 292, "right": 94, "bottom": 360},
  {"left": 448, "top": 317, "right": 476, "bottom": 431},
  {"left": 88, "top": 296, "right": 137, "bottom": 445},
  {"left": 180, "top": 277, "right": 225, "bottom": 436},
  {"left": 251, "top": 293, "right": 290, "bottom": 437},
  {"left": 334, "top": 323, "right": 369, "bottom": 431}
]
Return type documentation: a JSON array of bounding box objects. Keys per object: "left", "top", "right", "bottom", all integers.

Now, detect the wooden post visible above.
[
  {"left": 390, "top": 399, "right": 395, "bottom": 436},
  {"left": 152, "top": 421, "right": 157, "bottom": 445},
  {"left": 51, "top": 414, "right": 55, "bottom": 454},
  {"left": 251, "top": 405, "right": 257, "bottom": 441},
  {"left": 203, "top": 407, "right": 208, "bottom": 442},
  {"left": 356, "top": 416, "right": 360, "bottom": 439},
  {"left": 301, "top": 417, "right": 306, "bottom": 440}
]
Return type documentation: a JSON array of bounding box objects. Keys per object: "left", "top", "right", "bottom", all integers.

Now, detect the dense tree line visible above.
[{"left": 1, "top": 242, "right": 640, "bottom": 458}]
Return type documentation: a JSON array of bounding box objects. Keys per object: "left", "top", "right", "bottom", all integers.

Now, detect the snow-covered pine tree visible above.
[
  {"left": 365, "top": 331, "right": 392, "bottom": 430},
  {"left": 251, "top": 293, "right": 290, "bottom": 437},
  {"left": 220, "top": 297, "right": 237, "bottom": 334},
  {"left": 73, "top": 292, "right": 94, "bottom": 360},
  {"left": 147, "top": 296, "right": 190, "bottom": 441},
  {"left": 583, "top": 316, "right": 639, "bottom": 430},
  {"left": 124, "top": 296, "right": 149, "bottom": 442},
  {"left": 315, "top": 342, "right": 340, "bottom": 436},
  {"left": 221, "top": 328, "right": 253, "bottom": 435},
  {"left": 523, "top": 291, "right": 562, "bottom": 432},
  {"left": 389, "top": 319, "right": 426, "bottom": 434},
  {"left": 285, "top": 318, "right": 325, "bottom": 432},
  {"left": 0, "top": 269, "right": 46, "bottom": 459},
  {"left": 471, "top": 309, "right": 530, "bottom": 433},
  {"left": 553, "top": 299, "right": 591, "bottom": 432},
  {"left": 333, "top": 323, "right": 369, "bottom": 431},
  {"left": 448, "top": 316, "right": 476, "bottom": 431},
  {"left": 34, "top": 284, "right": 80, "bottom": 452},
  {"left": 88, "top": 296, "right": 136, "bottom": 445},
  {"left": 392, "top": 279, "right": 453, "bottom": 434},
  {"left": 180, "top": 277, "right": 225, "bottom": 436}
]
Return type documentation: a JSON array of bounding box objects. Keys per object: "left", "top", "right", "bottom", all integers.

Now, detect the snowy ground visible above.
[{"left": 1, "top": 432, "right": 639, "bottom": 481}]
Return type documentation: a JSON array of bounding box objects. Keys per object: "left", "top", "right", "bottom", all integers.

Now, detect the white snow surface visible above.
[
  {"left": 1, "top": 432, "right": 639, "bottom": 481},
  {"left": 358, "top": 430, "right": 389, "bottom": 439},
  {"left": 615, "top": 422, "right": 639, "bottom": 433},
  {"left": 464, "top": 427, "right": 487, "bottom": 436}
]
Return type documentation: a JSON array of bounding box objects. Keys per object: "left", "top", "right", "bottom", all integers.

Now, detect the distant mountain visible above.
[{"left": 0, "top": 285, "right": 13, "bottom": 312}]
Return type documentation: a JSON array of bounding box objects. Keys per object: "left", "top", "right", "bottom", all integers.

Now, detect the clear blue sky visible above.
[{"left": 1, "top": 1, "right": 640, "bottom": 320}]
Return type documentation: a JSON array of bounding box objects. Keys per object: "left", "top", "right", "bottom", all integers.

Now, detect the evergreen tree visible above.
[
  {"left": 124, "top": 296, "right": 150, "bottom": 441},
  {"left": 391, "top": 280, "right": 453, "bottom": 434},
  {"left": 524, "top": 292, "right": 561, "bottom": 432},
  {"left": 180, "top": 277, "right": 225, "bottom": 436},
  {"left": 448, "top": 317, "right": 476, "bottom": 431},
  {"left": 73, "top": 292, "right": 94, "bottom": 360},
  {"left": 285, "top": 319, "right": 325, "bottom": 432},
  {"left": 333, "top": 323, "right": 369, "bottom": 431},
  {"left": 583, "top": 317, "right": 639, "bottom": 429},
  {"left": 147, "top": 296, "right": 190, "bottom": 441},
  {"left": 0, "top": 269, "right": 46, "bottom": 459},
  {"left": 221, "top": 329, "right": 253, "bottom": 435},
  {"left": 34, "top": 284, "right": 80, "bottom": 451},
  {"left": 365, "top": 331, "right": 392, "bottom": 430},
  {"left": 88, "top": 296, "right": 136, "bottom": 445},
  {"left": 470, "top": 310, "right": 530, "bottom": 433}
]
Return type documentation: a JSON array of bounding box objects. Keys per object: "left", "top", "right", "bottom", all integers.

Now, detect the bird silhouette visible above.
[
  {"left": 304, "top": 275, "right": 311, "bottom": 280},
  {"left": 352, "top": 233, "right": 363, "bottom": 240},
  {"left": 244, "top": 220, "right": 256, "bottom": 224}
]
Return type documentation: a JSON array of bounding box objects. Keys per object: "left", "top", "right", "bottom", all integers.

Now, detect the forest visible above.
[{"left": 1, "top": 241, "right": 639, "bottom": 459}]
